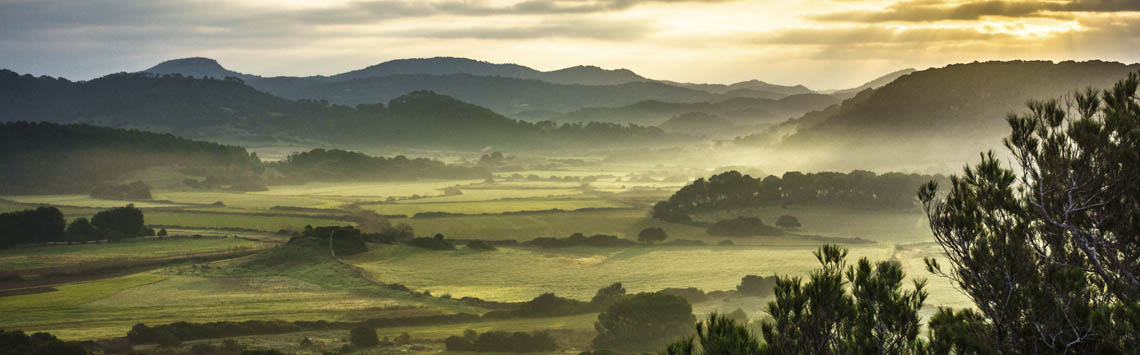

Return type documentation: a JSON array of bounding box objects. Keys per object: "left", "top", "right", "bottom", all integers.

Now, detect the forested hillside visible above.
[
  {"left": 784, "top": 61, "right": 1139, "bottom": 149},
  {"left": 0, "top": 122, "right": 257, "bottom": 193},
  {"left": 551, "top": 93, "right": 840, "bottom": 126}
]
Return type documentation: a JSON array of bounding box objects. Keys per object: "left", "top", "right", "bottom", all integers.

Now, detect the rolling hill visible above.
[
  {"left": 551, "top": 93, "right": 842, "bottom": 126},
  {"left": 778, "top": 60, "right": 1140, "bottom": 166}
]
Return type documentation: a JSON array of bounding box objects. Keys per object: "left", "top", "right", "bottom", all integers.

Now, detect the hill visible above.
[
  {"left": 827, "top": 68, "right": 916, "bottom": 99},
  {"left": 553, "top": 93, "right": 841, "bottom": 126},
  {"left": 658, "top": 112, "right": 738, "bottom": 137},
  {"left": 0, "top": 121, "right": 257, "bottom": 193},
  {"left": 0, "top": 70, "right": 683, "bottom": 150},
  {"left": 144, "top": 57, "right": 256, "bottom": 81},
  {"left": 779, "top": 60, "right": 1140, "bottom": 166},
  {"left": 329, "top": 57, "right": 648, "bottom": 86}
]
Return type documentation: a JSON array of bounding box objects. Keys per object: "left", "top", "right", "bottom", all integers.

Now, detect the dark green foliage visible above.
[
  {"left": 592, "top": 292, "right": 695, "bottom": 353},
  {"left": 590, "top": 282, "right": 627, "bottom": 309},
  {"left": 154, "top": 329, "right": 181, "bottom": 347},
  {"left": 65, "top": 217, "right": 97, "bottom": 243},
  {"left": 445, "top": 329, "right": 557, "bottom": 352},
  {"left": 736, "top": 275, "right": 779, "bottom": 296},
  {"left": 465, "top": 240, "right": 497, "bottom": 251},
  {"left": 89, "top": 181, "right": 152, "bottom": 200},
  {"left": 90, "top": 206, "right": 145, "bottom": 240},
  {"left": 665, "top": 313, "right": 762, "bottom": 355},
  {"left": 523, "top": 233, "right": 637, "bottom": 248},
  {"left": 774, "top": 215, "right": 801, "bottom": 228},
  {"left": 637, "top": 227, "right": 668, "bottom": 244},
  {"left": 301, "top": 226, "right": 368, "bottom": 256},
  {"left": 706, "top": 217, "right": 783, "bottom": 237},
  {"left": 127, "top": 323, "right": 156, "bottom": 344},
  {"left": 658, "top": 288, "right": 709, "bottom": 304},
  {"left": 126, "top": 321, "right": 304, "bottom": 344},
  {"left": 653, "top": 170, "right": 946, "bottom": 221},
  {"left": 274, "top": 148, "right": 487, "bottom": 182},
  {"left": 0, "top": 206, "right": 65, "bottom": 248},
  {"left": 406, "top": 234, "right": 455, "bottom": 250},
  {"left": 190, "top": 342, "right": 219, "bottom": 354},
  {"left": 0, "top": 121, "right": 257, "bottom": 194},
  {"left": 0, "top": 329, "right": 87, "bottom": 355},
  {"left": 157, "top": 228, "right": 168, "bottom": 237},
  {"left": 349, "top": 326, "right": 379, "bottom": 347},
  {"left": 758, "top": 245, "right": 929, "bottom": 354},
  {"left": 485, "top": 293, "right": 595, "bottom": 319},
  {"left": 918, "top": 73, "right": 1140, "bottom": 353}
]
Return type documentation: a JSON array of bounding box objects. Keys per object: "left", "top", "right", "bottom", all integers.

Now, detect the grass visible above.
[
  {"left": 363, "top": 198, "right": 630, "bottom": 216},
  {"left": 0, "top": 195, "right": 184, "bottom": 208},
  {"left": 153, "top": 191, "right": 350, "bottom": 209},
  {"left": 0, "top": 240, "right": 482, "bottom": 340},
  {"left": 690, "top": 205, "right": 933, "bottom": 244},
  {"left": 346, "top": 244, "right": 898, "bottom": 302},
  {"left": 254, "top": 180, "right": 484, "bottom": 198},
  {"left": 144, "top": 211, "right": 355, "bottom": 232},
  {"left": 0, "top": 237, "right": 269, "bottom": 272},
  {"left": 389, "top": 209, "right": 710, "bottom": 241}
]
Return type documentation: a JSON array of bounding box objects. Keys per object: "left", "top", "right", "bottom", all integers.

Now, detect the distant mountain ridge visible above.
[{"left": 0, "top": 69, "right": 685, "bottom": 150}]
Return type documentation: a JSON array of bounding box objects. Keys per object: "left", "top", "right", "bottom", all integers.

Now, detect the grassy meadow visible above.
[{"left": 0, "top": 163, "right": 970, "bottom": 349}]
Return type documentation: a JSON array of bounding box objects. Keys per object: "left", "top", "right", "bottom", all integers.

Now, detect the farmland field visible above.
[
  {"left": 362, "top": 198, "right": 630, "bottom": 216},
  {"left": 0, "top": 237, "right": 270, "bottom": 273}
]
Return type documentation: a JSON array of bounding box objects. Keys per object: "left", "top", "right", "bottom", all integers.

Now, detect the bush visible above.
[
  {"left": 349, "top": 326, "right": 379, "bottom": 347},
  {"left": 590, "top": 282, "right": 626, "bottom": 309},
  {"left": 446, "top": 330, "right": 557, "bottom": 352},
  {"left": 592, "top": 292, "right": 696, "bottom": 353},
  {"left": 736, "top": 275, "right": 779, "bottom": 296},
  {"left": 523, "top": 233, "right": 637, "bottom": 248},
  {"left": 484, "top": 293, "right": 594, "bottom": 319},
  {"left": 0, "top": 329, "right": 87, "bottom": 355},
  {"left": 775, "top": 215, "right": 802, "bottom": 228},
  {"left": 637, "top": 227, "right": 668, "bottom": 244},
  {"left": 466, "top": 240, "right": 497, "bottom": 251},
  {"left": 90, "top": 181, "right": 152, "bottom": 200},
  {"left": 658, "top": 287, "right": 709, "bottom": 304},
  {"left": 190, "top": 342, "right": 219, "bottom": 354},
  {"left": 154, "top": 329, "right": 181, "bottom": 347},
  {"left": 407, "top": 234, "right": 456, "bottom": 250},
  {"left": 706, "top": 217, "right": 782, "bottom": 237}
]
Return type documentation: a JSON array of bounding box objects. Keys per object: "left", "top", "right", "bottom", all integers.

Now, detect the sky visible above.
[{"left": 1, "top": 0, "right": 1138, "bottom": 89}]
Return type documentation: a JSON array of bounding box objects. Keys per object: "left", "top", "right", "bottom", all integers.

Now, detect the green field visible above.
[
  {"left": 254, "top": 180, "right": 484, "bottom": 198},
  {"left": 390, "top": 209, "right": 709, "bottom": 241},
  {"left": 154, "top": 191, "right": 350, "bottom": 209},
  {"left": 0, "top": 237, "right": 269, "bottom": 273},
  {"left": 363, "top": 198, "right": 631, "bottom": 216},
  {"left": 1, "top": 195, "right": 184, "bottom": 208},
  {"left": 144, "top": 211, "right": 355, "bottom": 232}
]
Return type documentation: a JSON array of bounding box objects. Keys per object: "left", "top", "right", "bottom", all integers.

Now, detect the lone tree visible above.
[
  {"left": 775, "top": 215, "right": 801, "bottom": 228},
  {"left": 593, "top": 292, "right": 695, "bottom": 353},
  {"left": 918, "top": 73, "right": 1140, "bottom": 353},
  {"left": 637, "top": 227, "right": 668, "bottom": 244}
]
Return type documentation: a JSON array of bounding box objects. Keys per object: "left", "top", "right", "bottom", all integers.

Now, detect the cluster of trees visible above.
[
  {"left": 637, "top": 227, "right": 668, "bottom": 244},
  {"left": 0, "top": 329, "right": 86, "bottom": 355},
  {"left": 523, "top": 233, "right": 638, "bottom": 248},
  {"left": 706, "top": 217, "right": 784, "bottom": 237},
  {"left": 444, "top": 329, "right": 557, "bottom": 353},
  {"left": 0, "top": 205, "right": 148, "bottom": 248},
  {"left": 273, "top": 149, "right": 488, "bottom": 182},
  {"left": 298, "top": 225, "right": 369, "bottom": 256},
  {"left": 652, "top": 170, "right": 947, "bottom": 222},
  {"left": 406, "top": 234, "right": 456, "bottom": 250},
  {"left": 658, "top": 71, "right": 1140, "bottom": 354},
  {"left": 593, "top": 292, "right": 697, "bottom": 353}
]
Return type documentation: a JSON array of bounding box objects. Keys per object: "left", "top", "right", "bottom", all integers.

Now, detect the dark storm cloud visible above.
[{"left": 810, "top": 0, "right": 1140, "bottom": 23}]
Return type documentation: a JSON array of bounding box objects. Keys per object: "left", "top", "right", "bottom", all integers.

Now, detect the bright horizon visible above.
[{"left": 2, "top": 0, "right": 1140, "bottom": 89}]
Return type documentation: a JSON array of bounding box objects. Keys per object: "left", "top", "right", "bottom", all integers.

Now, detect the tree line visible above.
[
  {"left": 652, "top": 170, "right": 948, "bottom": 222},
  {"left": 0, "top": 205, "right": 150, "bottom": 248}
]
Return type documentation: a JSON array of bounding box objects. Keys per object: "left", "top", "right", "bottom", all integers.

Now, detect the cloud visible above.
[
  {"left": 384, "top": 19, "right": 656, "bottom": 40},
  {"left": 810, "top": 0, "right": 1140, "bottom": 23}
]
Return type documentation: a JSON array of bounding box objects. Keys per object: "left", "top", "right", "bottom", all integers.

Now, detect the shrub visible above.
[
  {"left": 447, "top": 330, "right": 557, "bottom": 353},
  {"left": 637, "top": 227, "right": 668, "bottom": 244},
  {"left": 466, "top": 240, "right": 497, "bottom": 251},
  {"left": 590, "top": 282, "right": 626, "bottom": 309},
  {"left": 658, "top": 287, "right": 709, "bottom": 304},
  {"left": 154, "top": 329, "right": 181, "bottom": 347},
  {"left": 407, "top": 234, "right": 455, "bottom": 250},
  {"left": 0, "top": 329, "right": 86, "bottom": 355},
  {"left": 523, "top": 233, "right": 636, "bottom": 248},
  {"left": 706, "top": 217, "right": 782, "bottom": 237},
  {"left": 91, "top": 205, "right": 145, "bottom": 240},
  {"left": 775, "top": 215, "right": 802, "bottom": 228},
  {"left": 735, "top": 275, "right": 779, "bottom": 296},
  {"left": 349, "top": 326, "right": 379, "bottom": 347},
  {"left": 190, "top": 342, "right": 219, "bottom": 354}
]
